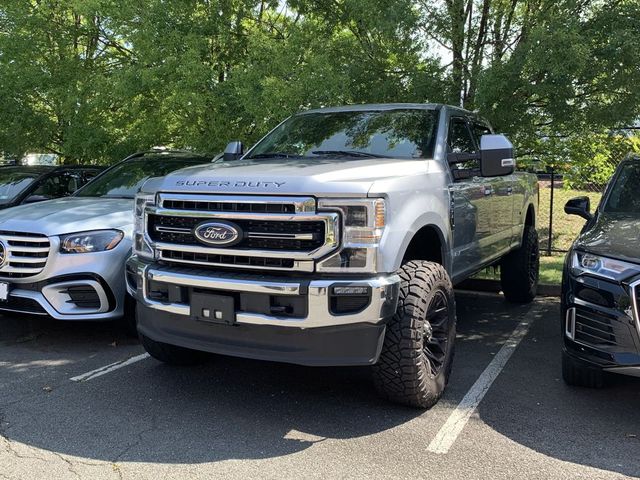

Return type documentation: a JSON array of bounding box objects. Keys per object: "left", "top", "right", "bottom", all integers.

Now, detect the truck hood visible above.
[
  {"left": 144, "top": 157, "right": 428, "bottom": 196},
  {"left": 0, "top": 197, "right": 133, "bottom": 237},
  {"left": 575, "top": 213, "right": 640, "bottom": 264}
]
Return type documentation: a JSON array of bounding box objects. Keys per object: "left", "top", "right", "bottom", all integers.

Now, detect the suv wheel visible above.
[
  {"left": 562, "top": 350, "right": 605, "bottom": 388},
  {"left": 501, "top": 225, "right": 539, "bottom": 303},
  {"left": 119, "top": 295, "right": 138, "bottom": 338},
  {"left": 140, "top": 334, "right": 204, "bottom": 366},
  {"left": 372, "top": 261, "right": 456, "bottom": 409}
]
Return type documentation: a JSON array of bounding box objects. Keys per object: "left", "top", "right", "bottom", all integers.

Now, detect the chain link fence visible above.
[{"left": 535, "top": 160, "right": 623, "bottom": 256}]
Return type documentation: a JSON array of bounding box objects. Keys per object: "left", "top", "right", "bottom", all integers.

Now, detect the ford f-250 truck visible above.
[{"left": 126, "top": 103, "right": 539, "bottom": 408}]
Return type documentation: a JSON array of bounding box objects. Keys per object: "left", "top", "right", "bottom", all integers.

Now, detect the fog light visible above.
[{"left": 330, "top": 285, "right": 371, "bottom": 315}]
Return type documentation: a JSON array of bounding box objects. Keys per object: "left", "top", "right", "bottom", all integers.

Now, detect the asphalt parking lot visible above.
[{"left": 0, "top": 292, "right": 639, "bottom": 480}]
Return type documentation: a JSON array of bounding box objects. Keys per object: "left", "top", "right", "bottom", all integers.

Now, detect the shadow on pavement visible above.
[
  {"left": 477, "top": 299, "right": 640, "bottom": 477},
  {"left": 0, "top": 295, "right": 638, "bottom": 476}
]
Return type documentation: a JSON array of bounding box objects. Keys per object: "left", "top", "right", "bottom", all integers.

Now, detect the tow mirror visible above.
[
  {"left": 479, "top": 134, "right": 515, "bottom": 177},
  {"left": 565, "top": 196, "right": 593, "bottom": 221},
  {"left": 223, "top": 141, "right": 244, "bottom": 161}
]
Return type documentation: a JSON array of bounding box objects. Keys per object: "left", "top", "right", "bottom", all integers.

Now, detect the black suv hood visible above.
[{"left": 575, "top": 213, "right": 640, "bottom": 263}]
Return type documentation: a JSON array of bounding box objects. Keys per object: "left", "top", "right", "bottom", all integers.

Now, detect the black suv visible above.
[
  {"left": 0, "top": 165, "right": 103, "bottom": 209},
  {"left": 562, "top": 155, "right": 640, "bottom": 386}
]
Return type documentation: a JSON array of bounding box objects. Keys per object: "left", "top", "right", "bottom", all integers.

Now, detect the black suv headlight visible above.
[{"left": 571, "top": 251, "right": 639, "bottom": 281}]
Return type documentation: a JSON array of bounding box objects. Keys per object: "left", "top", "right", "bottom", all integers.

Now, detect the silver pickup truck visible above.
[{"left": 126, "top": 103, "right": 539, "bottom": 408}]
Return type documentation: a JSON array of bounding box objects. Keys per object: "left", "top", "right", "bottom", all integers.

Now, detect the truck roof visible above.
[
  {"left": 301, "top": 103, "right": 442, "bottom": 114},
  {"left": 300, "top": 103, "right": 484, "bottom": 120}
]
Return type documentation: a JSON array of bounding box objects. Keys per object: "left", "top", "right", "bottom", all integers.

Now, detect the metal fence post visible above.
[{"left": 548, "top": 167, "right": 554, "bottom": 256}]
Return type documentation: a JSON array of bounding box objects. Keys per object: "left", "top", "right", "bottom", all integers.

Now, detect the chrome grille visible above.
[
  {"left": 0, "top": 231, "right": 50, "bottom": 278},
  {"left": 148, "top": 214, "right": 326, "bottom": 251},
  {"left": 146, "top": 194, "right": 339, "bottom": 272}
]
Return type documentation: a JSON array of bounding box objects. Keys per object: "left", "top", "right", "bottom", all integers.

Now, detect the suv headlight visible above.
[
  {"left": 571, "top": 252, "right": 639, "bottom": 281},
  {"left": 133, "top": 193, "right": 156, "bottom": 259},
  {"left": 60, "top": 230, "right": 124, "bottom": 254},
  {"left": 317, "top": 198, "right": 386, "bottom": 273}
]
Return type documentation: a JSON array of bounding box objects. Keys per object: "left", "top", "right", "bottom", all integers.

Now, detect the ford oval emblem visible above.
[{"left": 193, "top": 221, "right": 242, "bottom": 247}]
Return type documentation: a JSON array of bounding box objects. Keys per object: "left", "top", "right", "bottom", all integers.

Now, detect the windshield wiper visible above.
[
  {"left": 311, "top": 150, "right": 388, "bottom": 158},
  {"left": 247, "top": 152, "right": 302, "bottom": 159}
]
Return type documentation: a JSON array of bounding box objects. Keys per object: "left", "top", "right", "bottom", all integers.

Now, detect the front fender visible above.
[{"left": 371, "top": 166, "right": 452, "bottom": 274}]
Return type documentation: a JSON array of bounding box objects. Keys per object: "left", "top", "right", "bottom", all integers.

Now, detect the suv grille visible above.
[
  {"left": 147, "top": 195, "right": 339, "bottom": 272},
  {"left": 148, "top": 214, "right": 325, "bottom": 251},
  {"left": 0, "top": 231, "right": 50, "bottom": 278}
]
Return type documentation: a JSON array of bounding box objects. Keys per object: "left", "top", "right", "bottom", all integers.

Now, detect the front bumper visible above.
[
  {"left": 562, "top": 261, "right": 640, "bottom": 375},
  {"left": 0, "top": 240, "right": 132, "bottom": 321},
  {"left": 126, "top": 256, "right": 400, "bottom": 366}
]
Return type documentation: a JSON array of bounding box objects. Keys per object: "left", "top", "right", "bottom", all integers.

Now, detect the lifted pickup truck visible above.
[{"left": 126, "top": 103, "right": 539, "bottom": 408}]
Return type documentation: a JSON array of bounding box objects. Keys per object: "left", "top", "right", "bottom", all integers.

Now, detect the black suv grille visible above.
[{"left": 148, "top": 215, "right": 325, "bottom": 251}]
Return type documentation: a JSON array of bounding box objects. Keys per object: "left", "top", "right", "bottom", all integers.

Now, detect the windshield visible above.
[
  {"left": 604, "top": 161, "right": 640, "bottom": 214},
  {"left": 75, "top": 156, "right": 208, "bottom": 199},
  {"left": 0, "top": 168, "right": 42, "bottom": 204},
  {"left": 246, "top": 109, "right": 439, "bottom": 160}
]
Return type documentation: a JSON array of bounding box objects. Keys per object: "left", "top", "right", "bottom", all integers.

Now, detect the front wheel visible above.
[
  {"left": 140, "top": 334, "right": 205, "bottom": 366},
  {"left": 562, "top": 350, "right": 605, "bottom": 388},
  {"left": 372, "top": 261, "right": 456, "bottom": 409}
]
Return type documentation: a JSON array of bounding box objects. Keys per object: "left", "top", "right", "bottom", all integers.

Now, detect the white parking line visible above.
[
  {"left": 427, "top": 318, "right": 533, "bottom": 454},
  {"left": 70, "top": 353, "right": 150, "bottom": 382}
]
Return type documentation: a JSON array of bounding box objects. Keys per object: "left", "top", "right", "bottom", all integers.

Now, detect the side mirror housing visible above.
[
  {"left": 24, "top": 194, "right": 49, "bottom": 204},
  {"left": 223, "top": 141, "right": 243, "bottom": 161},
  {"left": 479, "top": 134, "right": 515, "bottom": 177},
  {"left": 565, "top": 196, "right": 593, "bottom": 221}
]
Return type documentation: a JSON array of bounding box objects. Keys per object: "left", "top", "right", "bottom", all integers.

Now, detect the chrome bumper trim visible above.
[{"left": 128, "top": 256, "right": 400, "bottom": 329}]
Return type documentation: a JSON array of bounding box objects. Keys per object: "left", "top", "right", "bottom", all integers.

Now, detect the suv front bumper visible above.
[
  {"left": 126, "top": 256, "right": 400, "bottom": 366},
  {"left": 562, "top": 261, "right": 640, "bottom": 376}
]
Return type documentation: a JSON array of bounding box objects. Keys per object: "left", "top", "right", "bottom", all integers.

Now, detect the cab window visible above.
[
  {"left": 448, "top": 118, "right": 477, "bottom": 154},
  {"left": 32, "top": 172, "right": 80, "bottom": 199}
]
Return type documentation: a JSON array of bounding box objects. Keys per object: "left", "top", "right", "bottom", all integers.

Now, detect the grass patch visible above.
[
  {"left": 537, "top": 184, "right": 602, "bottom": 252},
  {"left": 473, "top": 254, "right": 566, "bottom": 286}
]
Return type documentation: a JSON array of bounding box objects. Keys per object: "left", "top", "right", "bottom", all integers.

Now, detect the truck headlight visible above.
[
  {"left": 133, "top": 193, "right": 156, "bottom": 259},
  {"left": 60, "top": 230, "right": 124, "bottom": 254},
  {"left": 317, "top": 198, "right": 386, "bottom": 273},
  {"left": 571, "top": 252, "right": 638, "bottom": 281}
]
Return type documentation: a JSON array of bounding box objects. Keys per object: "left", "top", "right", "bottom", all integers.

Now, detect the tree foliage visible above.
[{"left": 0, "top": 0, "right": 638, "bottom": 168}]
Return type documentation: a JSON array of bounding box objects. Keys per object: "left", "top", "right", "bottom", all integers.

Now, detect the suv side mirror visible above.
[
  {"left": 24, "top": 194, "right": 50, "bottom": 204},
  {"left": 479, "top": 134, "right": 515, "bottom": 177},
  {"left": 223, "top": 141, "right": 243, "bottom": 161},
  {"left": 565, "top": 196, "right": 593, "bottom": 221}
]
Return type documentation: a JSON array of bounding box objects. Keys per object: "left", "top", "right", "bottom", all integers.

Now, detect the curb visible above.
[{"left": 457, "top": 278, "right": 561, "bottom": 297}]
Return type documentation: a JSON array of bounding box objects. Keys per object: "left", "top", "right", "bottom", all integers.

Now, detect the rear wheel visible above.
[
  {"left": 140, "top": 334, "right": 204, "bottom": 366},
  {"left": 501, "top": 225, "right": 539, "bottom": 303},
  {"left": 372, "top": 261, "right": 456, "bottom": 409},
  {"left": 562, "top": 350, "right": 605, "bottom": 388}
]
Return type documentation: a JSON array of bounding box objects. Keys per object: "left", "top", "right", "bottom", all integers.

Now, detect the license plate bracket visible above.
[{"left": 190, "top": 292, "right": 236, "bottom": 325}]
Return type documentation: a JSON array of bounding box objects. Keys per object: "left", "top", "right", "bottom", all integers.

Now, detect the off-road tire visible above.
[
  {"left": 372, "top": 261, "right": 456, "bottom": 409},
  {"left": 140, "top": 334, "right": 204, "bottom": 366},
  {"left": 501, "top": 225, "right": 539, "bottom": 304},
  {"left": 562, "top": 350, "right": 605, "bottom": 388}
]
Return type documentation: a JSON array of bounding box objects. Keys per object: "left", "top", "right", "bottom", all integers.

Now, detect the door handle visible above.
[
  {"left": 507, "top": 187, "right": 513, "bottom": 196},
  {"left": 484, "top": 187, "right": 493, "bottom": 196}
]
